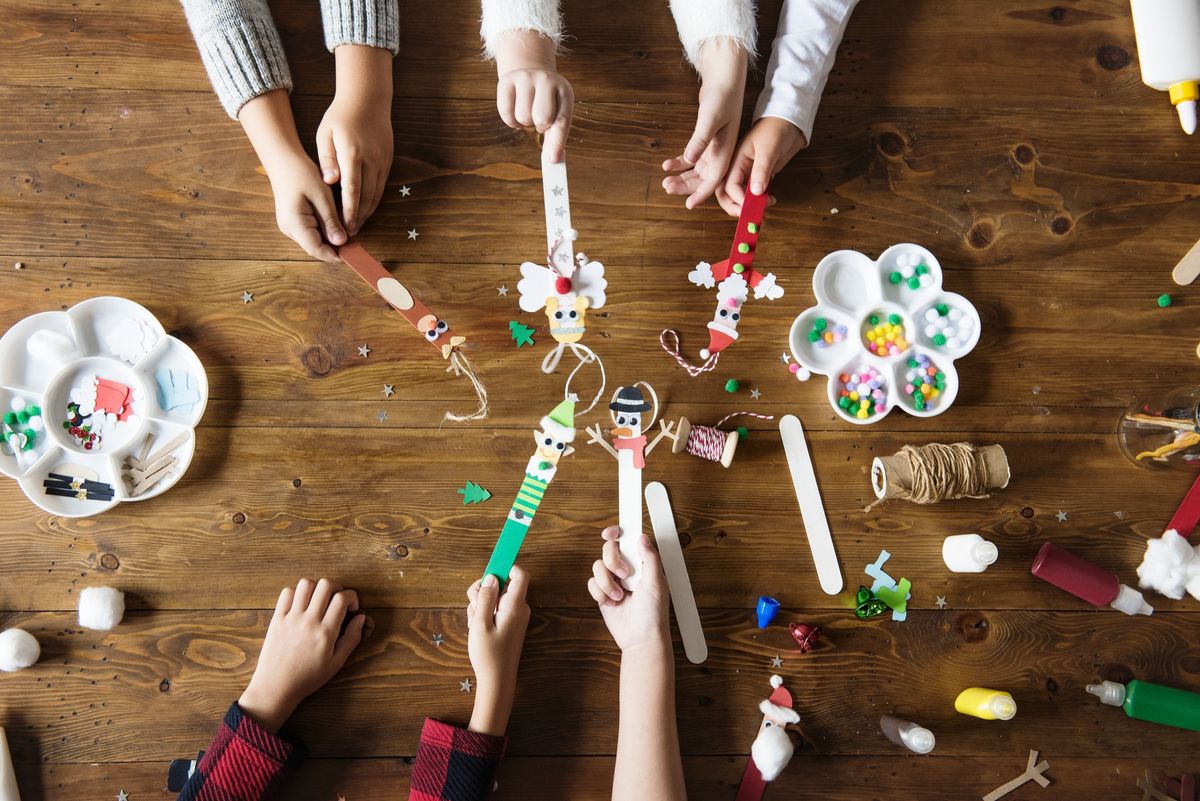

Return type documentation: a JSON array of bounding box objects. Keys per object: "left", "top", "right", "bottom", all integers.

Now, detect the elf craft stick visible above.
[
  {"left": 517, "top": 153, "right": 608, "bottom": 411},
  {"left": 645, "top": 481, "right": 707, "bottom": 664},
  {"left": 483, "top": 397, "right": 577, "bottom": 584},
  {"left": 779, "top": 414, "right": 843, "bottom": 595},
  {"left": 337, "top": 241, "right": 487, "bottom": 422},
  {"left": 584, "top": 383, "right": 676, "bottom": 589},
  {"left": 661, "top": 181, "right": 784, "bottom": 376}
]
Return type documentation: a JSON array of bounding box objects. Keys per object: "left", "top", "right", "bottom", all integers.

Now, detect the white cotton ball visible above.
[
  {"left": 78, "top": 587, "right": 125, "bottom": 630},
  {"left": 0, "top": 628, "right": 40, "bottom": 672},
  {"left": 1137, "top": 530, "right": 1194, "bottom": 601},
  {"left": 9, "top": 397, "right": 25, "bottom": 413}
]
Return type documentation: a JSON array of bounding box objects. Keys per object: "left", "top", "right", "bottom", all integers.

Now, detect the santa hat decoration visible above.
[
  {"left": 539, "top": 397, "right": 577, "bottom": 443},
  {"left": 759, "top": 674, "right": 801, "bottom": 725},
  {"left": 701, "top": 322, "right": 739, "bottom": 359}
]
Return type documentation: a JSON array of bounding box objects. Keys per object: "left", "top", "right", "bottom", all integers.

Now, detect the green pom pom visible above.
[
  {"left": 736, "top": 426, "right": 749, "bottom": 440},
  {"left": 889, "top": 272, "right": 902, "bottom": 284},
  {"left": 907, "top": 277, "right": 920, "bottom": 289},
  {"left": 724, "top": 379, "right": 740, "bottom": 393},
  {"left": 916, "top": 264, "right": 928, "bottom": 276},
  {"left": 737, "top": 243, "right": 750, "bottom": 254},
  {"left": 2, "top": 412, "right": 16, "bottom": 426},
  {"left": 808, "top": 330, "right": 820, "bottom": 342},
  {"left": 888, "top": 313, "right": 901, "bottom": 325},
  {"left": 814, "top": 318, "right": 827, "bottom": 331},
  {"left": 869, "top": 314, "right": 880, "bottom": 325},
  {"left": 1157, "top": 293, "right": 1172, "bottom": 308},
  {"left": 935, "top": 303, "right": 949, "bottom": 316},
  {"left": 933, "top": 333, "right": 947, "bottom": 346}
]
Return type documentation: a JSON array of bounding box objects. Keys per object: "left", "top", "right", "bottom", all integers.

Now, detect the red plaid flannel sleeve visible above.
[
  {"left": 408, "top": 718, "right": 508, "bottom": 801},
  {"left": 176, "top": 702, "right": 306, "bottom": 801}
]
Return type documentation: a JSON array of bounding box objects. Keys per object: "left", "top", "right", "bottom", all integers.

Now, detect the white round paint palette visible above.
[
  {"left": 789, "top": 244, "right": 980, "bottom": 425},
  {"left": 0, "top": 297, "right": 208, "bottom": 517}
]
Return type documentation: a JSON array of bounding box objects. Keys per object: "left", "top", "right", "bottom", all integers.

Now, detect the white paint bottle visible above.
[
  {"left": 1130, "top": 0, "right": 1200, "bottom": 134},
  {"left": 942, "top": 534, "right": 999, "bottom": 573}
]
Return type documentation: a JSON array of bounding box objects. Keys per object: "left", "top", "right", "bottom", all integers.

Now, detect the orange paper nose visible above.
[{"left": 611, "top": 427, "right": 634, "bottom": 438}]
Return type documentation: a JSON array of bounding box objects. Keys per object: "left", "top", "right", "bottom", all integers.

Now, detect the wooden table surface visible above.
[{"left": 2, "top": 1, "right": 1198, "bottom": 798}]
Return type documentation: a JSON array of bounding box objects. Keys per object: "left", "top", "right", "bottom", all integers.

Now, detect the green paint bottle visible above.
[{"left": 1087, "top": 679, "right": 1200, "bottom": 731}]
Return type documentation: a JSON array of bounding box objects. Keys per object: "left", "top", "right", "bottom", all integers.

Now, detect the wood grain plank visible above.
[
  {"left": 10, "top": 756, "right": 1200, "bottom": 801},
  {"left": 0, "top": 0, "right": 1157, "bottom": 113},
  {"left": 0, "top": 609, "right": 1197, "bottom": 763},
  {"left": 0, "top": 428, "right": 1193, "bottom": 612},
  {"left": 0, "top": 258, "right": 1194, "bottom": 420},
  {"left": 2, "top": 89, "right": 1198, "bottom": 265}
]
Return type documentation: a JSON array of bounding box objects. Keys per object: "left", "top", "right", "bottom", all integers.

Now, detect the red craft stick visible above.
[
  {"left": 735, "top": 760, "right": 767, "bottom": 801},
  {"left": 711, "top": 182, "right": 770, "bottom": 288},
  {"left": 338, "top": 241, "right": 465, "bottom": 359},
  {"left": 1167, "top": 471, "right": 1200, "bottom": 538}
]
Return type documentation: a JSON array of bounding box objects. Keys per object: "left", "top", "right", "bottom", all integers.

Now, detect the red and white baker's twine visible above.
[
  {"left": 682, "top": 412, "right": 775, "bottom": 462},
  {"left": 659, "top": 329, "right": 718, "bottom": 377}
]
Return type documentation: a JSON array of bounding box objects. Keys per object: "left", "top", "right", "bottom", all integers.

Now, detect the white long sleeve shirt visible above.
[{"left": 479, "top": 0, "right": 858, "bottom": 142}]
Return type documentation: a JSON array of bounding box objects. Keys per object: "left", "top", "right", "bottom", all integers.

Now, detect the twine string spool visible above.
[
  {"left": 659, "top": 329, "right": 719, "bottom": 377},
  {"left": 867, "top": 443, "right": 1009, "bottom": 511},
  {"left": 671, "top": 412, "right": 774, "bottom": 467}
]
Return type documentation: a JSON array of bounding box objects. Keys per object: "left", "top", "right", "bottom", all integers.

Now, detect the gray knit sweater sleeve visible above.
[{"left": 181, "top": 0, "right": 399, "bottom": 119}]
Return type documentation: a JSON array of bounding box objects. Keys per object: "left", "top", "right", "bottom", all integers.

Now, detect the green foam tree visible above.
[
  {"left": 458, "top": 480, "right": 492, "bottom": 505},
  {"left": 508, "top": 320, "right": 535, "bottom": 348}
]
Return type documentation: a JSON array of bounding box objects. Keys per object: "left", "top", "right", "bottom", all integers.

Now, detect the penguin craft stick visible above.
[
  {"left": 661, "top": 181, "right": 784, "bottom": 376},
  {"left": 584, "top": 383, "right": 676, "bottom": 588},
  {"left": 484, "top": 397, "right": 578, "bottom": 584}
]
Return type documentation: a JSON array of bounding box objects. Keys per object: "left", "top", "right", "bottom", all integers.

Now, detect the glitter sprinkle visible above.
[
  {"left": 460, "top": 677, "right": 473, "bottom": 693},
  {"left": 407, "top": 229, "right": 419, "bottom": 241},
  {"left": 377, "top": 409, "right": 389, "bottom": 423},
  {"left": 497, "top": 285, "right": 509, "bottom": 297},
  {"left": 432, "top": 633, "right": 445, "bottom": 647},
  {"left": 358, "top": 345, "right": 371, "bottom": 358},
  {"left": 935, "top": 596, "right": 947, "bottom": 609},
  {"left": 780, "top": 353, "right": 791, "bottom": 364},
  {"left": 382, "top": 384, "right": 394, "bottom": 398},
  {"left": 750, "top": 388, "right": 762, "bottom": 400},
  {"left": 1056, "top": 510, "right": 1068, "bottom": 523},
  {"left": 399, "top": 185, "right": 412, "bottom": 197},
  {"left": 241, "top": 290, "right": 254, "bottom": 304},
  {"left": 770, "top": 655, "right": 783, "bottom": 668}
]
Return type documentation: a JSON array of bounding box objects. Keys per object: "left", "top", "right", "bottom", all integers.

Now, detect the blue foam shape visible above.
[
  {"left": 156, "top": 369, "right": 201, "bottom": 415},
  {"left": 866, "top": 549, "right": 896, "bottom": 593}
]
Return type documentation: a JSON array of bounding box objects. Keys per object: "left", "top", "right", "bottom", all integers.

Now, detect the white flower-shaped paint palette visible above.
[
  {"left": 0, "top": 297, "right": 208, "bottom": 517},
  {"left": 788, "top": 244, "right": 980, "bottom": 425}
]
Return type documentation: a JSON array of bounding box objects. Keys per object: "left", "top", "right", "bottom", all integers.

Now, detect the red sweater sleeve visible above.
[
  {"left": 408, "top": 718, "right": 507, "bottom": 801},
  {"left": 176, "top": 702, "right": 306, "bottom": 801}
]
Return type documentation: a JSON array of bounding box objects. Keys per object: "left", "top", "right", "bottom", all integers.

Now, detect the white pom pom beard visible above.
[{"left": 751, "top": 722, "right": 795, "bottom": 782}]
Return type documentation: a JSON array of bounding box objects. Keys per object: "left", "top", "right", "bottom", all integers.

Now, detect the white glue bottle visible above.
[
  {"left": 942, "top": 534, "right": 999, "bottom": 573},
  {"left": 1130, "top": 0, "right": 1200, "bottom": 134}
]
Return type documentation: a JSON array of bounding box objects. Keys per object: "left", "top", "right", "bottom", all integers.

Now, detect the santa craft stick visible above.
[
  {"left": 337, "top": 241, "right": 487, "bottom": 421},
  {"left": 517, "top": 153, "right": 608, "bottom": 410},
  {"left": 661, "top": 180, "right": 784, "bottom": 376},
  {"left": 483, "top": 397, "right": 577, "bottom": 584},
  {"left": 584, "top": 383, "right": 675, "bottom": 588},
  {"left": 735, "top": 675, "right": 801, "bottom": 801}
]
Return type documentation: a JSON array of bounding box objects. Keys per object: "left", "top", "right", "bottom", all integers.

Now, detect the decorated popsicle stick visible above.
[
  {"left": 779, "top": 414, "right": 843, "bottom": 595},
  {"left": 661, "top": 180, "right": 783, "bottom": 377},
  {"left": 337, "top": 241, "right": 487, "bottom": 422},
  {"left": 645, "top": 481, "right": 707, "bottom": 664},
  {"left": 517, "top": 153, "right": 607, "bottom": 412},
  {"left": 1173, "top": 238, "right": 1200, "bottom": 286},
  {"left": 584, "top": 383, "right": 675, "bottom": 588},
  {"left": 483, "top": 397, "right": 577, "bottom": 584},
  {"left": 735, "top": 675, "right": 801, "bottom": 801},
  {"left": 1167, "top": 471, "right": 1200, "bottom": 537},
  {"left": 982, "top": 749, "right": 1051, "bottom": 801}
]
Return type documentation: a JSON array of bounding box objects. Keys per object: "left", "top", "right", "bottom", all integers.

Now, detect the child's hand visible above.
[
  {"left": 238, "top": 578, "right": 366, "bottom": 733},
  {"left": 715, "top": 116, "right": 808, "bottom": 216},
  {"left": 317, "top": 45, "right": 395, "bottom": 236},
  {"left": 466, "top": 566, "right": 532, "bottom": 736},
  {"left": 265, "top": 153, "right": 348, "bottom": 263},
  {"left": 497, "top": 68, "right": 574, "bottom": 164},
  {"left": 661, "top": 40, "right": 748, "bottom": 210},
  {"left": 588, "top": 527, "right": 670, "bottom": 655}
]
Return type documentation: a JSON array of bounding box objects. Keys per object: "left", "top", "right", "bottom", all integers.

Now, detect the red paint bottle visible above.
[{"left": 1031, "top": 542, "right": 1154, "bottom": 616}]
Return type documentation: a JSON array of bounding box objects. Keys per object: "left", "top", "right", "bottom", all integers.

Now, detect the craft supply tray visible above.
[
  {"left": 0, "top": 297, "right": 208, "bottom": 517},
  {"left": 788, "top": 244, "right": 980, "bottom": 425}
]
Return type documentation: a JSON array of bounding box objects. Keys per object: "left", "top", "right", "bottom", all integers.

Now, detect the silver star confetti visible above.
[
  {"left": 770, "top": 655, "right": 783, "bottom": 668},
  {"left": 117, "top": 792, "right": 130, "bottom": 801},
  {"left": 241, "top": 290, "right": 254, "bottom": 304},
  {"left": 1115, "top": 511, "right": 1125, "bottom": 520},
  {"left": 377, "top": 409, "right": 389, "bottom": 423},
  {"left": 358, "top": 345, "right": 371, "bottom": 358},
  {"left": 935, "top": 596, "right": 947, "bottom": 609},
  {"left": 497, "top": 285, "right": 509, "bottom": 296},
  {"left": 1056, "top": 510, "right": 1068, "bottom": 523},
  {"left": 407, "top": 229, "right": 419, "bottom": 240},
  {"left": 432, "top": 633, "right": 445, "bottom": 647},
  {"left": 399, "top": 185, "right": 412, "bottom": 197},
  {"left": 460, "top": 677, "right": 474, "bottom": 693},
  {"left": 554, "top": 206, "right": 565, "bottom": 217},
  {"left": 780, "top": 353, "right": 791, "bottom": 364},
  {"left": 750, "top": 388, "right": 762, "bottom": 400},
  {"left": 382, "top": 384, "right": 394, "bottom": 398},
  {"left": 551, "top": 186, "right": 564, "bottom": 197}
]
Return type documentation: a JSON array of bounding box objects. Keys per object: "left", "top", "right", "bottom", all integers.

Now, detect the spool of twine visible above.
[
  {"left": 670, "top": 412, "right": 774, "bottom": 468},
  {"left": 867, "top": 443, "right": 1009, "bottom": 510}
]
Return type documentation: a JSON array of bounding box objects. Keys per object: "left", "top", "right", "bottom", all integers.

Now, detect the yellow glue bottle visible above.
[
  {"left": 1130, "top": 0, "right": 1200, "bottom": 134},
  {"left": 955, "top": 687, "right": 1017, "bottom": 720}
]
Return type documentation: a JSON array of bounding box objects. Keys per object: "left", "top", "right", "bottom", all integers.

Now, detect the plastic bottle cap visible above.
[
  {"left": 989, "top": 695, "right": 1017, "bottom": 720},
  {"left": 1085, "top": 680, "right": 1125, "bottom": 707},
  {"left": 973, "top": 540, "right": 999, "bottom": 566},
  {"left": 1177, "top": 100, "right": 1198, "bottom": 135},
  {"left": 1111, "top": 584, "right": 1154, "bottom": 616},
  {"left": 903, "top": 726, "right": 936, "bottom": 754}
]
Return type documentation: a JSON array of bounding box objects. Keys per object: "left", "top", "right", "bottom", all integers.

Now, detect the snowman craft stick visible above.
[
  {"left": 337, "top": 242, "right": 487, "bottom": 421},
  {"left": 483, "top": 397, "right": 578, "bottom": 584},
  {"left": 735, "top": 675, "right": 801, "bottom": 801},
  {"left": 517, "top": 153, "right": 608, "bottom": 412},
  {"left": 661, "top": 181, "right": 783, "bottom": 376},
  {"left": 584, "top": 384, "right": 676, "bottom": 588}
]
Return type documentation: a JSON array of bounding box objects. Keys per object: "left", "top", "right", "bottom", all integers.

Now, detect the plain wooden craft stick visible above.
[
  {"left": 1173, "top": 238, "right": 1200, "bottom": 286},
  {"left": 982, "top": 750, "right": 1050, "bottom": 801}
]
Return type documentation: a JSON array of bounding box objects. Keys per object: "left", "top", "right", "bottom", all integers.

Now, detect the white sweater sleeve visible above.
[
  {"left": 669, "top": 0, "right": 758, "bottom": 68},
  {"left": 753, "top": 0, "right": 860, "bottom": 142},
  {"left": 480, "top": 0, "right": 563, "bottom": 59}
]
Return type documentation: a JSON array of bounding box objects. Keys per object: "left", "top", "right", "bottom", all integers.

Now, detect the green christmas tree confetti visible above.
[
  {"left": 458, "top": 480, "right": 492, "bottom": 505},
  {"left": 508, "top": 320, "right": 535, "bottom": 348}
]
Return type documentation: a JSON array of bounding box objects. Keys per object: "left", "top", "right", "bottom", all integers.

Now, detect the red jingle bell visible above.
[
  {"left": 554, "top": 276, "right": 573, "bottom": 295},
  {"left": 789, "top": 622, "right": 820, "bottom": 653}
]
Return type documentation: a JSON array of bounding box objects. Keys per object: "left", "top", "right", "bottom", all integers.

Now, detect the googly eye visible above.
[
  {"left": 732, "top": 312, "right": 741, "bottom": 322},
  {"left": 617, "top": 416, "right": 626, "bottom": 425},
  {"left": 569, "top": 310, "right": 577, "bottom": 319},
  {"left": 544, "top": 437, "right": 553, "bottom": 446},
  {"left": 556, "top": 442, "right": 565, "bottom": 450},
  {"left": 424, "top": 328, "right": 439, "bottom": 340},
  {"left": 436, "top": 320, "right": 448, "bottom": 333},
  {"left": 555, "top": 311, "right": 564, "bottom": 320},
  {"left": 719, "top": 309, "right": 728, "bottom": 318}
]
